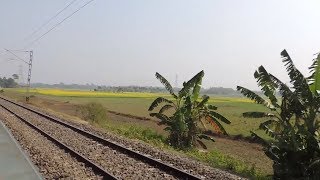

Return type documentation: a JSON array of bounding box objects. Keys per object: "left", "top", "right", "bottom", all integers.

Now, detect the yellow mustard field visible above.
[
  {"left": 15, "top": 88, "right": 169, "bottom": 98},
  {"left": 7, "top": 88, "right": 253, "bottom": 103}
]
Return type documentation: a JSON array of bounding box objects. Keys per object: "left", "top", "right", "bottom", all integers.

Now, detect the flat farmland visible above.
[
  {"left": 2, "top": 88, "right": 273, "bottom": 178},
  {"left": 6, "top": 88, "right": 269, "bottom": 137}
]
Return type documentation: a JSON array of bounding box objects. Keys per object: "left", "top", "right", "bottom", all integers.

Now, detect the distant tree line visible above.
[
  {"left": 94, "top": 86, "right": 169, "bottom": 93},
  {"left": 32, "top": 82, "right": 97, "bottom": 90},
  {"left": 0, "top": 77, "right": 18, "bottom": 88},
  {"left": 201, "top": 87, "right": 239, "bottom": 95},
  {"left": 94, "top": 86, "right": 244, "bottom": 96},
  {"left": 31, "top": 82, "right": 246, "bottom": 95}
]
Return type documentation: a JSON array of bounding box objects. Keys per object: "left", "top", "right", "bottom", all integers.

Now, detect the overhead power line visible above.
[
  {"left": 24, "top": 0, "right": 96, "bottom": 49},
  {"left": 23, "top": 0, "right": 79, "bottom": 41},
  {"left": 4, "top": 49, "right": 29, "bottom": 64},
  {"left": 3, "top": 49, "right": 29, "bottom": 53},
  {"left": 0, "top": 50, "right": 8, "bottom": 57}
]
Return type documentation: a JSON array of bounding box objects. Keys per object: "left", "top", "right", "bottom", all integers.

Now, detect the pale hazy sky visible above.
[{"left": 1, "top": 0, "right": 320, "bottom": 90}]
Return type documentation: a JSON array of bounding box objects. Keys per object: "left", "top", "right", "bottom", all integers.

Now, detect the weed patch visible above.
[
  {"left": 186, "top": 150, "right": 270, "bottom": 179},
  {"left": 77, "top": 102, "right": 107, "bottom": 124}
]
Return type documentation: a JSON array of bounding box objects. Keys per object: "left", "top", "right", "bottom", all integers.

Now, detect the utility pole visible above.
[
  {"left": 26, "top": 51, "right": 33, "bottom": 102},
  {"left": 5, "top": 49, "right": 33, "bottom": 102}
]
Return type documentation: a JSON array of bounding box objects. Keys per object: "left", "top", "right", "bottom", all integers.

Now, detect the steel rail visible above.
[
  {"left": 0, "top": 102, "right": 118, "bottom": 180},
  {"left": 0, "top": 96, "right": 201, "bottom": 180}
]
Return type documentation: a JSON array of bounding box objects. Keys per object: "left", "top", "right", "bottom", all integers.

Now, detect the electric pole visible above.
[
  {"left": 5, "top": 49, "right": 33, "bottom": 102},
  {"left": 26, "top": 50, "right": 33, "bottom": 102},
  {"left": 175, "top": 74, "right": 178, "bottom": 88}
]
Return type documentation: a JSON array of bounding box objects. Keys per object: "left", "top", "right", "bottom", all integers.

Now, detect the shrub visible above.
[
  {"left": 237, "top": 49, "right": 320, "bottom": 179},
  {"left": 77, "top": 102, "right": 107, "bottom": 124}
]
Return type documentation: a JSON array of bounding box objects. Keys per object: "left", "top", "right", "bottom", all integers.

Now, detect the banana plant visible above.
[
  {"left": 148, "top": 70, "right": 230, "bottom": 149},
  {"left": 237, "top": 50, "right": 320, "bottom": 179}
]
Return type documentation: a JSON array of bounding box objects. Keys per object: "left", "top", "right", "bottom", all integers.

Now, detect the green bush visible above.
[
  {"left": 77, "top": 102, "right": 107, "bottom": 124},
  {"left": 237, "top": 50, "right": 320, "bottom": 179}
]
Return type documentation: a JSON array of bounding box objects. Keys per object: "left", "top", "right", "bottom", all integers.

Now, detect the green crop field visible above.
[{"left": 3, "top": 88, "right": 270, "bottom": 137}]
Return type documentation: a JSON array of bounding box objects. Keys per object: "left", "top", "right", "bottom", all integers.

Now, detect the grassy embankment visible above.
[{"left": 2, "top": 88, "right": 273, "bottom": 179}]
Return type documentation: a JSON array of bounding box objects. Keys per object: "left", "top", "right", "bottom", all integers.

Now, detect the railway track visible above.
[{"left": 0, "top": 96, "right": 201, "bottom": 180}]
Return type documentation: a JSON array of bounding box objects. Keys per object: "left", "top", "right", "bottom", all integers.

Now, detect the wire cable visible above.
[
  {"left": 0, "top": 50, "right": 8, "bottom": 57},
  {"left": 24, "top": 0, "right": 96, "bottom": 49},
  {"left": 23, "top": 0, "right": 79, "bottom": 41},
  {"left": 4, "top": 49, "right": 29, "bottom": 64}
]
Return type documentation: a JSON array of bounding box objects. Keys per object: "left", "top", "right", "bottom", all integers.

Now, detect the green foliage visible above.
[
  {"left": 308, "top": 54, "right": 320, "bottom": 94},
  {"left": 237, "top": 49, "right": 320, "bottom": 179},
  {"left": 12, "top": 74, "right": 19, "bottom": 80},
  {"left": 242, "top": 112, "right": 273, "bottom": 118},
  {"left": 77, "top": 102, "right": 107, "bottom": 124},
  {"left": 155, "top": 72, "right": 177, "bottom": 98},
  {"left": 0, "top": 77, "right": 18, "bottom": 88},
  {"left": 186, "top": 149, "right": 268, "bottom": 179},
  {"left": 149, "top": 70, "right": 230, "bottom": 149},
  {"left": 148, "top": 97, "right": 174, "bottom": 111}
]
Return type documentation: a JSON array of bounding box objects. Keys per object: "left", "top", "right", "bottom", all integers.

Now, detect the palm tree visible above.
[
  {"left": 237, "top": 50, "right": 320, "bottom": 179},
  {"left": 148, "top": 70, "right": 230, "bottom": 149}
]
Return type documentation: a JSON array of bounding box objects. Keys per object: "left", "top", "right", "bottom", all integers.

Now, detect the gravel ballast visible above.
[
  {"left": 0, "top": 99, "right": 177, "bottom": 179},
  {"left": 0, "top": 107, "right": 100, "bottom": 179},
  {"left": 0, "top": 98, "right": 245, "bottom": 179}
]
